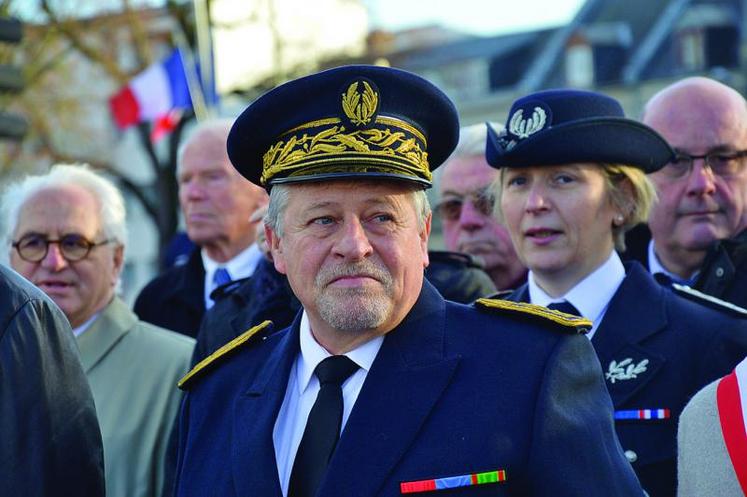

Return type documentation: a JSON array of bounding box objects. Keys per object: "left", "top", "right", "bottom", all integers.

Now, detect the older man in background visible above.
[
  {"left": 629, "top": 77, "right": 747, "bottom": 307},
  {"left": 135, "top": 119, "right": 269, "bottom": 337},
  {"left": 2, "top": 164, "right": 194, "bottom": 497},
  {"left": 437, "top": 123, "right": 526, "bottom": 291}
]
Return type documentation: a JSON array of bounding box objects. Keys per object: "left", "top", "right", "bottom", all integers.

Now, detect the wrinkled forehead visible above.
[
  {"left": 15, "top": 186, "right": 102, "bottom": 236},
  {"left": 440, "top": 155, "right": 498, "bottom": 193}
]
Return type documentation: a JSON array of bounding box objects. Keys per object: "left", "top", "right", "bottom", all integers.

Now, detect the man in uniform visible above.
[
  {"left": 626, "top": 77, "right": 747, "bottom": 308},
  {"left": 135, "top": 119, "right": 269, "bottom": 337},
  {"left": 173, "top": 65, "right": 643, "bottom": 497}
]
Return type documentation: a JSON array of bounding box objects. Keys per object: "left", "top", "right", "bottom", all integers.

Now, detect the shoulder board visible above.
[
  {"left": 178, "top": 320, "right": 272, "bottom": 391},
  {"left": 671, "top": 283, "right": 747, "bottom": 318},
  {"left": 475, "top": 298, "right": 592, "bottom": 334}
]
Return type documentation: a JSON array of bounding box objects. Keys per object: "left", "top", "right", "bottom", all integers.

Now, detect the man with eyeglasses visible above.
[
  {"left": 1, "top": 164, "right": 195, "bottom": 497},
  {"left": 631, "top": 77, "right": 747, "bottom": 308},
  {"left": 436, "top": 123, "right": 526, "bottom": 291}
]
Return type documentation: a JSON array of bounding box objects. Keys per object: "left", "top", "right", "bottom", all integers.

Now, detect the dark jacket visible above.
[
  {"left": 693, "top": 228, "right": 747, "bottom": 308},
  {"left": 623, "top": 224, "right": 747, "bottom": 309},
  {"left": 424, "top": 250, "right": 498, "bottom": 303},
  {"left": 503, "top": 262, "right": 747, "bottom": 497},
  {"left": 174, "top": 281, "right": 643, "bottom": 497},
  {"left": 192, "top": 258, "right": 301, "bottom": 365},
  {"left": 0, "top": 265, "right": 105, "bottom": 497},
  {"left": 135, "top": 249, "right": 205, "bottom": 338}
]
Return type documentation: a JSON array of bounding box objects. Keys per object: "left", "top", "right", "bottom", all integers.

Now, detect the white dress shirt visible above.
[
  {"left": 273, "top": 311, "right": 384, "bottom": 497},
  {"left": 201, "top": 243, "right": 263, "bottom": 309},
  {"left": 528, "top": 250, "right": 626, "bottom": 340},
  {"left": 648, "top": 239, "right": 698, "bottom": 283},
  {"left": 72, "top": 312, "right": 100, "bottom": 338}
]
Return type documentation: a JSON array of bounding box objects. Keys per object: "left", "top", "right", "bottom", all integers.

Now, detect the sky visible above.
[
  {"left": 16, "top": 0, "right": 586, "bottom": 36},
  {"left": 363, "top": 0, "right": 586, "bottom": 36}
]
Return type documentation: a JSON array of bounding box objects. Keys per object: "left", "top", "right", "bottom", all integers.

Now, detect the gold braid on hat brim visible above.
[{"left": 261, "top": 115, "right": 430, "bottom": 186}]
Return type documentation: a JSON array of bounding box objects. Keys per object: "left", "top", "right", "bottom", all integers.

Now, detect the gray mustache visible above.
[{"left": 315, "top": 262, "right": 392, "bottom": 287}]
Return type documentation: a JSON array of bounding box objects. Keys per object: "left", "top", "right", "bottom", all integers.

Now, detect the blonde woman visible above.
[{"left": 488, "top": 89, "right": 747, "bottom": 497}]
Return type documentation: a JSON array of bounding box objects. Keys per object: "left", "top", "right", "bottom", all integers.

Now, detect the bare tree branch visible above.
[{"left": 40, "top": 0, "right": 131, "bottom": 83}]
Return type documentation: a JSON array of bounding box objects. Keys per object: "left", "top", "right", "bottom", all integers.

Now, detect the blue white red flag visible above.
[{"left": 109, "top": 49, "right": 193, "bottom": 141}]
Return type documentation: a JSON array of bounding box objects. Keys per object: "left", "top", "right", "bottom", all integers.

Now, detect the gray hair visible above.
[
  {"left": 433, "top": 122, "right": 502, "bottom": 191},
  {"left": 0, "top": 164, "right": 127, "bottom": 260},
  {"left": 176, "top": 118, "right": 234, "bottom": 176},
  {"left": 265, "top": 183, "right": 431, "bottom": 237}
]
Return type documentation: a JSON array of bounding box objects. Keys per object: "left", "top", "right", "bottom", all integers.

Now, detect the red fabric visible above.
[
  {"left": 150, "top": 110, "right": 180, "bottom": 142},
  {"left": 400, "top": 479, "right": 436, "bottom": 494},
  {"left": 108, "top": 86, "right": 140, "bottom": 129},
  {"left": 717, "top": 371, "right": 747, "bottom": 494}
]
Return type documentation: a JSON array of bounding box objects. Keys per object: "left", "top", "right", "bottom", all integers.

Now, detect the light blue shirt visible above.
[{"left": 201, "top": 243, "right": 263, "bottom": 309}]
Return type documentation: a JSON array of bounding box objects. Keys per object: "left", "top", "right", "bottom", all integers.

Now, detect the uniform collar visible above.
[
  {"left": 528, "top": 251, "right": 625, "bottom": 338},
  {"left": 295, "top": 311, "right": 384, "bottom": 395}
]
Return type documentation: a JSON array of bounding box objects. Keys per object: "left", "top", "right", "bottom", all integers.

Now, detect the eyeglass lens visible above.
[
  {"left": 665, "top": 150, "right": 747, "bottom": 178},
  {"left": 438, "top": 189, "right": 494, "bottom": 221},
  {"left": 15, "top": 234, "right": 94, "bottom": 262}
]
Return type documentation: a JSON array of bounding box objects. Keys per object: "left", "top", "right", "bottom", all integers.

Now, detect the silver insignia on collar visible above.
[
  {"left": 508, "top": 107, "right": 546, "bottom": 139},
  {"left": 606, "top": 358, "right": 649, "bottom": 384}
]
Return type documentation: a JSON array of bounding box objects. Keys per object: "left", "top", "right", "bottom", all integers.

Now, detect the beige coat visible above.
[
  {"left": 677, "top": 378, "right": 744, "bottom": 496},
  {"left": 78, "top": 297, "right": 194, "bottom": 497}
]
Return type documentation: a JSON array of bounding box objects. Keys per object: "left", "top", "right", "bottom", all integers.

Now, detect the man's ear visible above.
[
  {"left": 265, "top": 225, "right": 287, "bottom": 274},
  {"left": 421, "top": 212, "right": 432, "bottom": 268},
  {"left": 111, "top": 244, "right": 125, "bottom": 285}
]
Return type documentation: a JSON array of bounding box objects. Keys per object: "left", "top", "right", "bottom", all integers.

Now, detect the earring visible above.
[{"left": 615, "top": 214, "right": 624, "bottom": 225}]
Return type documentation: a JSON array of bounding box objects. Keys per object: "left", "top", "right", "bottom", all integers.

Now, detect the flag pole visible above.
[
  {"left": 193, "top": 0, "right": 215, "bottom": 113},
  {"left": 173, "top": 28, "right": 208, "bottom": 121}
]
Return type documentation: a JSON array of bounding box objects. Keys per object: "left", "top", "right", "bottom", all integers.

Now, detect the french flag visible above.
[{"left": 109, "top": 49, "right": 193, "bottom": 140}]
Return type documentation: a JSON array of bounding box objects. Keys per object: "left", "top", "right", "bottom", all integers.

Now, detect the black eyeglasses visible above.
[
  {"left": 436, "top": 188, "right": 495, "bottom": 221},
  {"left": 12, "top": 233, "right": 113, "bottom": 263},
  {"left": 660, "top": 149, "right": 747, "bottom": 179}
]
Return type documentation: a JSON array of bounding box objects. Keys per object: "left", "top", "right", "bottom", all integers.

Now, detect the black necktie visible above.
[
  {"left": 288, "top": 355, "right": 359, "bottom": 497},
  {"left": 547, "top": 300, "right": 581, "bottom": 317}
]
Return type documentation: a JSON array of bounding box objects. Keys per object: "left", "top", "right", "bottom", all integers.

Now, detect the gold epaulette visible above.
[
  {"left": 178, "top": 320, "right": 272, "bottom": 391},
  {"left": 475, "top": 298, "right": 592, "bottom": 334}
]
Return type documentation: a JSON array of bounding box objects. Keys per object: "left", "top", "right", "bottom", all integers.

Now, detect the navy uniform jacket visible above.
[
  {"left": 504, "top": 262, "right": 747, "bottom": 497},
  {"left": 0, "top": 265, "right": 105, "bottom": 497},
  {"left": 135, "top": 248, "right": 205, "bottom": 338},
  {"left": 192, "top": 252, "right": 495, "bottom": 365},
  {"left": 174, "top": 281, "right": 642, "bottom": 497}
]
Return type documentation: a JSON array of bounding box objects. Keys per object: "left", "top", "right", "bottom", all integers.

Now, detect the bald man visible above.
[{"left": 635, "top": 77, "right": 747, "bottom": 307}]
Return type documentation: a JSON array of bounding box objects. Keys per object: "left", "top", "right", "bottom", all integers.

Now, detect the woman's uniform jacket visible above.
[
  {"left": 503, "top": 262, "right": 747, "bottom": 497},
  {"left": 173, "top": 280, "right": 644, "bottom": 497}
]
